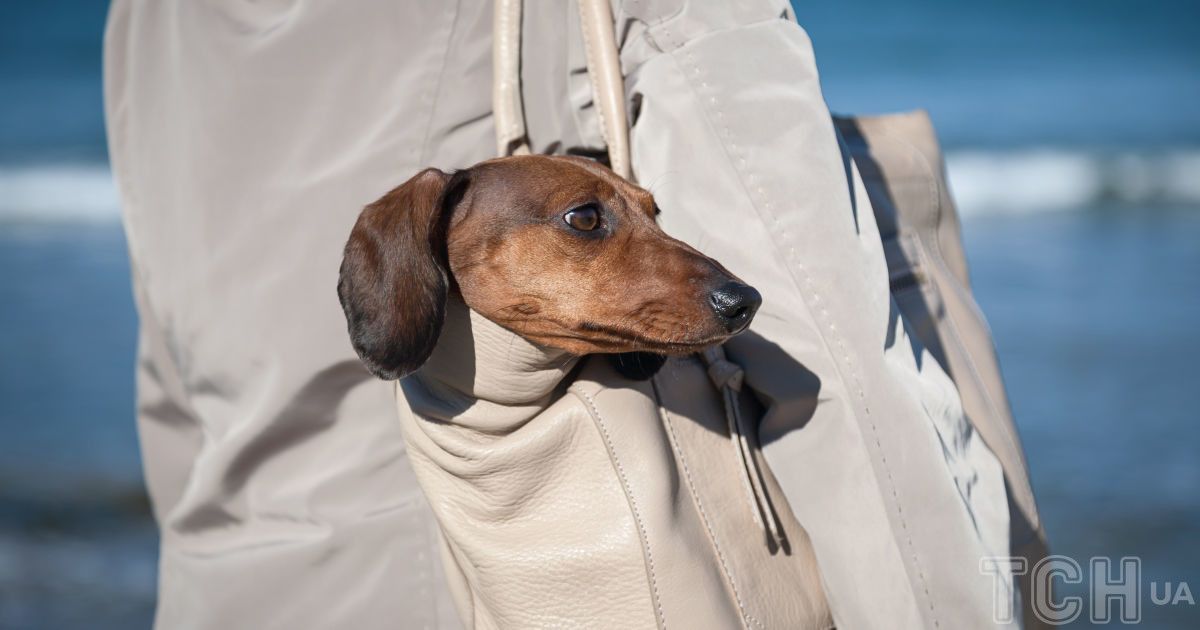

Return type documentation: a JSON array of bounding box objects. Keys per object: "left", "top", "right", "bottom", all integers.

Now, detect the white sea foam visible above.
[
  {"left": 0, "top": 163, "right": 119, "bottom": 222},
  {"left": 946, "top": 149, "right": 1200, "bottom": 216},
  {"left": 1, "top": 150, "right": 1198, "bottom": 222}
]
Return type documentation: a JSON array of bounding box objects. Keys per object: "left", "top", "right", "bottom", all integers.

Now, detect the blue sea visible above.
[{"left": 1, "top": 1, "right": 1198, "bottom": 628}]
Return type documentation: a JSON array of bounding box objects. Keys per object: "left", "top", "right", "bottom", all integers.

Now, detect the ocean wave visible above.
[
  {"left": 1, "top": 150, "right": 1199, "bottom": 222},
  {"left": 0, "top": 163, "right": 119, "bottom": 222},
  {"left": 946, "top": 149, "right": 1200, "bottom": 216}
]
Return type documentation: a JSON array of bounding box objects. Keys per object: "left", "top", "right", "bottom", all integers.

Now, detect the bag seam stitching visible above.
[
  {"left": 572, "top": 387, "right": 667, "bottom": 629},
  {"left": 653, "top": 379, "right": 764, "bottom": 630}
]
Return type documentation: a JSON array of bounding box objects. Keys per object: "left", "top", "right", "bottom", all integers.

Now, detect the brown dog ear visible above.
[{"left": 338, "top": 168, "right": 467, "bottom": 380}]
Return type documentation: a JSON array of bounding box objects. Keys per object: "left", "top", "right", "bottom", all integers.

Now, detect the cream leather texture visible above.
[{"left": 398, "top": 298, "right": 830, "bottom": 629}]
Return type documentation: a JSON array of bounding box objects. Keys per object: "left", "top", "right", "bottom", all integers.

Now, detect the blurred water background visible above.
[{"left": 1, "top": 1, "right": 1198, "bottom": 628}]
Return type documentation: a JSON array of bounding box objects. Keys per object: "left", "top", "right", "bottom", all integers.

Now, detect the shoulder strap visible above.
[
  {"left": 493, "top": 0, "right": 632, "bottom": 179},
  {"left": 576, "top": 0, "right": 632, "bottom": 179},
  {"left": 493, "top": 0, "right": 529, "bottom": 156}
]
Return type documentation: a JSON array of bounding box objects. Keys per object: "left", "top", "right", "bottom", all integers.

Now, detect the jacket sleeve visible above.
[{"left": 618, "top": 2, "right": 1017, "bottom": 628}]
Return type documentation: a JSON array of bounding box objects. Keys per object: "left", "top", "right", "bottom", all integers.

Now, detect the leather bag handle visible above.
[{"left": 493, "top": 0, "right": 632, "bottom": 179}]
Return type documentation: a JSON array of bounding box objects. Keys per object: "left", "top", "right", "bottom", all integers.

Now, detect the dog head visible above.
[{"left": 338, "top": 155, "right": 760, "bottom": 380}]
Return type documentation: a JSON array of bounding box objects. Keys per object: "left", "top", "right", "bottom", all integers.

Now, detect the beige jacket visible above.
[{"left": 105, "top": 0, "right": 1044, "bottom": 628}]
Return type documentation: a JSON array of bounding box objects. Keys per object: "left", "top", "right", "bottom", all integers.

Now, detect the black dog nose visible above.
[{"left": 708, "top": 282, "right": 762, "bottom": 333}]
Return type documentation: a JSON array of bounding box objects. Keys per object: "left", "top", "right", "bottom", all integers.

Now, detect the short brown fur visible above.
[{"left": 338, "top": 155, "right": 756, "bottom": 379}]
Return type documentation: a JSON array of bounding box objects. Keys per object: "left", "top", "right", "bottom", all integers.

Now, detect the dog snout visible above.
[{"left": 708, "top": 282, "right": 761, "bottom": 334}]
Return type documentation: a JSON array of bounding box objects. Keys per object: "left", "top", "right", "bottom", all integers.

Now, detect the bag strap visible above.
[
  {"left": 493, "top": 0, "right": 631, "bottom": 179},
  {"left": 492, "top": 0, "right": 529, "bottom": 156},
  {"left": 575, "top": 0, "right": 632, "bottom": 179}
]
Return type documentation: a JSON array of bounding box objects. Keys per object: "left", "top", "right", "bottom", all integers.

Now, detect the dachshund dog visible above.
[{"left": 337, "top": 155, "right": 760, "bottom": 380}]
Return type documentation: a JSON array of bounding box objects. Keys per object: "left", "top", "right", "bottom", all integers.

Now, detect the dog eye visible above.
[{"left": 564, "top": 206, "right": 600, "bottom": 231}]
